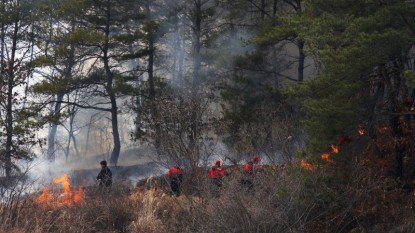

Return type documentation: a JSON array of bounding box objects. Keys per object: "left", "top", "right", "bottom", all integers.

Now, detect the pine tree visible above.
[
  {"left": 33, "top": 0, "right": 147, "bottom": 165},
  {"left": 220, "top": 0, "right": 304, "bottom": 159},
  {"left": 289, "top": 0, "right": 415, "bottom": 168},
  {"left": 0, "top": 0, "right": 45, "bottom": 176}
]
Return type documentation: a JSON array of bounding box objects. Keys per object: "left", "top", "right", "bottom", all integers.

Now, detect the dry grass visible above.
[
  {"left": 1, "top": 184, "right": 134, "bottom": 233},
  {"left": 3, "top": 160, "right": 415, "bottom": 232},
  {"left": 0, "top": 168, "right": 309, "bottom": 233}
]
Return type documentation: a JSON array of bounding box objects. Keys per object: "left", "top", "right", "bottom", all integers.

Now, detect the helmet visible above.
[
  {"left": 215, "top": 160, "right": 221, "bottom": 166},
  {"left": 253, "top": 155, "right": 260, "bottom": 162}
]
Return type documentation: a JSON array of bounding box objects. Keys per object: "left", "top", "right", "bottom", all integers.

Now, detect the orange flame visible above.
[
  {"left": 330, "top": 144, "right": 339, "bottom": 154},
  {"left": 53, "top": 174, "right": 71, "bottom": 205},
  {"left": 73, "top": 187, "right": 83, "bottom": 204},
  {"left": 36, "top": 175, "right": 85, "bottom": 208},
  {"left": 321, "top": 152, "right": 330, "bottom": 161},
  {"left": 300, "top": 160, "right": 313, "bottom": 171},
  {"left": 37, "top": 187, "right": 52, "bottom": 204},
  {"left": 358, "top": 129, "right": 365, "bottom": 135},
  {"left": 73, "top": 179, "right": 86, "bottom": 204}
]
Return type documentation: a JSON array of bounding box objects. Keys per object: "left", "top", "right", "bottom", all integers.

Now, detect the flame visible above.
[
  {"left": 321, "top": 152, "right": 330, "bottom": 161},
  {"left": 74, "top": 179, "right": 86, "bottom": 204},
  {"left": 37, "top": 187, "right": 52, "bottom": 204},
  {"left": 36, "top": 175, "right": 85, "bottom": 208},
  {"left": 73, "top": 187, "right": 83, "bottom": 204},
  {"left": 300, "top": 160, "right": 313, "bottom": 171},
  {"left": 330, "top": 144, "right": 339, "bottom": 154},
  {"left": 53, "top": 174, "right": 71, "bottom": 205},
  {"left": 358, "top": 129, "right": 365, "bottom": 135}
]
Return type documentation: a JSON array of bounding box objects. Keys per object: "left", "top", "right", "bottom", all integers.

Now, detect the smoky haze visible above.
[{"left": 13, "top": 0, "right": 306, "bottom": 187}]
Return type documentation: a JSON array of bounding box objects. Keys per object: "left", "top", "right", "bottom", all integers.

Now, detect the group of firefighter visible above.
[
  {"left": 167, "top": 155, "right": 263, "bottom": 196},
  {"left": 95, "top": 155, "right": 263, "bottom": 196}
]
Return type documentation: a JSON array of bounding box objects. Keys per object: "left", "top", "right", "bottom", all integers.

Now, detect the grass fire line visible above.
[
  {"left": 36, "top": 174, "right": 85, "bottom": 207},
  {"left": 301, "top": 128, "right": 366, "bottom": 170}
]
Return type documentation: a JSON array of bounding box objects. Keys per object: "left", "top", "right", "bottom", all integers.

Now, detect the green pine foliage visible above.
[{"left": 286, "top": 0, "right": 415, "bottom": 151}]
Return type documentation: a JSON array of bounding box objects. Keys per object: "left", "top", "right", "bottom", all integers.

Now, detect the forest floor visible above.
[{"left": 2, "top": 152, "right": 415, "bottom": 232}]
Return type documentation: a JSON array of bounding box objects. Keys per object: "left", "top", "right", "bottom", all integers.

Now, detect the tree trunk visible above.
[
  {"left": 188, "top": 0, "right": 203, "bottom": 169},
  {"left": 70, "top": 133, "right": 80, "bottom": 158},
  {"left": 47, "top": 93, "right": 64, "bottom": 161},
  {"left": 0, "top": 0, "right": 4, "bottom": 120},
  {"left": 66, "top": 99, "right": 80, "bottom": 161},
  {"left": 84, "top": 113, "right": 97, "bottom": 156},
  {"left": 261, "top": 0, "right": 265, "bottom": 20},
  {"left": 5, "top": 20, "right": 19, "bottom": 177},
  {"left": 101, "top": 1, "right": 120, "bottom": 166},
  {"left": 172, "top": 18, "right": 184, "bottom": 84},
  {"left": 297, "top": 39, "right": 305, "bottom": 82},
  {"left": 64, "top": 130, "right": 71, "bottom": 162},
  {"left": 145, "top": 0, "right": 161, "bottom": 150},
  {"left": 178, "top": 30, "right": 184, "bottom": 83},
  {"left": 192, "top": 0, "right": 202, "bottom": 89},
  {"left": 65, "top": 123, "right": 80, "bottom": 161},
  {"left": 272, "top": 0, "right": 279, "bottom": 91},
  {"left": 390, "top": 113, "right": 404, "bottom": 178},
  {"left": 5, "top": 66, "right": 14, "bottom": 177},
  {"left": 47, "top": 21, "right": 75, "bottom": 162},
  {"left": 109, "top": 103, "right": 121, "bottom": 165},
  {"left": 388, "top": 60, "right": 406, "bottom": 178}
]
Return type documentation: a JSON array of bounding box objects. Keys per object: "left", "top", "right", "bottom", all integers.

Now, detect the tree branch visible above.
[
  {"left": 49, "top": 100, "right": 111, "bottom": 112},
  {"left": 247, "top": 0, "right": 272, "bottom": 18}
]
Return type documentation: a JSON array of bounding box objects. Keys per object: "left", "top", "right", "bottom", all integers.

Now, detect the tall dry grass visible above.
[
  {"left": 7, "top": 164, "right": 413, "bottom": 233},
  {"left": 128, "top": 167, "right": 310, "bottom": 233},
  {"left": 0, "top": 167, "right": 311, "bottom": 233},
  {"left": 1, "top": 184, "right": 134, "bottom": 233}
]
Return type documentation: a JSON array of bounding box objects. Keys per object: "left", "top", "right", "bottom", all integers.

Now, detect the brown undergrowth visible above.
[{"left": 2, "top": 153, "right": 415, "bottom": 233}]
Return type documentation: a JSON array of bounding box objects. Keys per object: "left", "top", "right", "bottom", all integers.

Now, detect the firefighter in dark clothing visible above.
[
  {"left": 97, "top": 160, "right": 112, "bottom": 191},
  {"left": 167, "top": 166, "right": 183, "bottom": 196}
]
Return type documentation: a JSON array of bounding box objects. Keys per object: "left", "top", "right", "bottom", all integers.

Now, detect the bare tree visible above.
[{"left": 142, "top": 87, "right": 223, "bottom": 170}]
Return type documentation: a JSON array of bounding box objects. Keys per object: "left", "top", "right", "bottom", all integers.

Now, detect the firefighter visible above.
[
  {"left": 208, "top": 160, "right": 227, "bottom": 197},
  {"left": 252, "top": 155, "right": 264, "bottom": 172},
  {"left": 208, "top": 160, "right": 227, "bottom": 186},
  {"left": 167, "top": 166, "right": 183, "bottom": 196},
  {"left": 96, "top": 160, "right": 112, "bottom": 191},
  {"left": 241, "top": 155, "right": 262, "bottom": 190},
  {"left": 241, "top": 161, "right": 254, "bottom": 190}
]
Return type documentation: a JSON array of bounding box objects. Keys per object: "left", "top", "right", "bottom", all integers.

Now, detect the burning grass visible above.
[
  {"left": 1, "top": 183, "right": 135, "bottom": 233},
  {"left": 2, "top": 167, "right": 307, "bottom": 233},
  {"left": 300, "top": 160, "right": 313, "bottom": 171},
  {"left": 35, "top": 174, "right": 86, "bottom": 208},
  {"left": 3, "top": 146, "right": 415, "bottom": 233}
]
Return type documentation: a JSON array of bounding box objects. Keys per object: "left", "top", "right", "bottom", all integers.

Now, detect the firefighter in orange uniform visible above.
[
  {"left": 208, "top": 160, "right": 227, "bottom": 196},
  {"left": 167, "top": 166, "right": 183, "bottom": 196},
  {"left": 208, "top": 160, "right": 227, "bottom": 187},
  {"left": 241, "top": 155, "right": 262, "bottom": 190}
]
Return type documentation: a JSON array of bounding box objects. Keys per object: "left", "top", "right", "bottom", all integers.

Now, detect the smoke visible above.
[
  {"left": 156, "top": 1, "right": 256, "bottom": 88},
  {"left": 8, "top": 0, "right": 297, "bottom": 186},
  {"left": 15, "top": 146, "right": 166, "bottom": 193}
]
